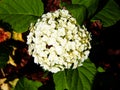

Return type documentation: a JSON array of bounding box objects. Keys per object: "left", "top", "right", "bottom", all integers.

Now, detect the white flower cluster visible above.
[{"left": 27, "top": 9, "right": 91, "bottom": 73}]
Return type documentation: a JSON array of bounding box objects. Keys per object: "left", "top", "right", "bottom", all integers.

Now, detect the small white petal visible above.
[{"left": 50, "top": 67, "right": 60, "bottom": 73}]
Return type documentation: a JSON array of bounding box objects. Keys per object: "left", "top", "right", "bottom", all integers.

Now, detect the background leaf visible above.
[
  {"left": 0, "top": 53, "right": 9, "bottom": 68},
  {"left": 97, "top": 67, "right": 105, "bottom": 73},
  {"left": 0, "top": 0, "right": 44, "bottom": 32},
  {"left": 71, "top": 0, "right": 100, "bottom": 18},
  {"left": 92, "top": 0, "right": 120, "bottom": 27},
  {"left": 0, "top": 45, "right": 12, "bottom": 68},
  {"left": 12, "top": 77, "right": 42, "bottom": 90},
  {"left": 53, "top": 59, "right": 97, "bottom": 90},
  {"left": 62, "top": 4, "right": 87, "bottom": 25}
]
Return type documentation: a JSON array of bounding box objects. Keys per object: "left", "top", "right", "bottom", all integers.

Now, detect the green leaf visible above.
[
  {"left": 97, "top": 67, "right": 105, "bottom": 72},
  {"left": 92, "top": 0, "right": 120, "bottom": 27},
  {"left": 13, "top": 77, "right": 42, "bottom": 90},
  {"left": 0, "top": 52, "right": 9, "bottom": 68},
  {"left": 71, "top": 0, "right": 100, "bottom": 18},
  {"left": 0, "top": 0, "right": 44, "bottom": 32},
  {"left": 53, "top": 59, "right": 97, "bottom": 90},
  {"left": 61, "top": 4, "right": 87, "bottom": 25},
  {"left": 0, "top": 45, "right": 11, "bottom": 68}
]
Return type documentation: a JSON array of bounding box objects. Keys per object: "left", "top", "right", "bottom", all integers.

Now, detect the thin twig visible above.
[{"left": 0, "top": 69, "right": 5, "bottom": 77}]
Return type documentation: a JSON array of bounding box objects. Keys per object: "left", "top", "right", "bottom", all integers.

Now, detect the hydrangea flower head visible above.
[{"left": 27, "top": 9, "right": 91, "bottom": 73}]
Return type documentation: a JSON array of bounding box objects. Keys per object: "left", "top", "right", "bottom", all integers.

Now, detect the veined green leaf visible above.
[
  {"left": 53, "top": 59, "right": 97, "bottom": 90},
  {"left": 92, "top": 0, "right": 120, "bottom": 27},
  {"left": 12, "top": 77, "right": 42, "bottom": 90},
  {"left": 0, "top": 0, "right": 44, "bottom": 32}
]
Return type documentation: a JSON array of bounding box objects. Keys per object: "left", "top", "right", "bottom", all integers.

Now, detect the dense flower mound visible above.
[{"left": 27, "top": 9, "right": 91, "bottom": 73}]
